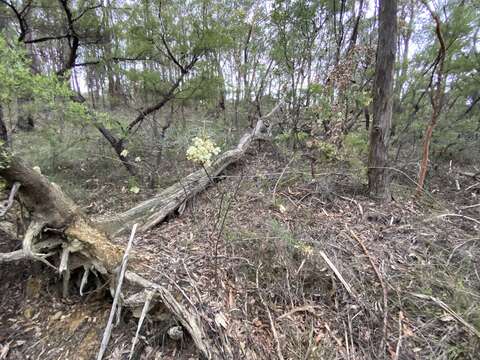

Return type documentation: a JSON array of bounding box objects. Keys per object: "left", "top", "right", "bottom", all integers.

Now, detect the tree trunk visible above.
[
  {"left": 97, "top": 114, "right": 274, "bottom": 236},
  {"left": 0, "top": 105, "right": 8, "bottom": 144},
  {"left": 367, "top": 0, "right": 397, "bottom": 201},
  {"left": 0, "top": 153, "right": 123, "bottom": 272},
  {"left": 415, "top": 3, "right": 446, "bottom": 196},
  {"left": 0, "top": 111, "right": 277, "bottom": 358}
]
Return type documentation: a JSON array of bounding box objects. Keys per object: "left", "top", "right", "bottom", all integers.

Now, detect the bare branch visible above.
[
  {"left": 72, "top": 3, "right": 102, "bottom": 23},
  {"left": 0, "top": 182, "right": 20, "bottom": 217},
  {"left": 24, "top": 34, "right": 70, "bottom": 44}
]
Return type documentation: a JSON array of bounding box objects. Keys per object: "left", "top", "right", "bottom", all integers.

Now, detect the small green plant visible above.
[
  {"left": 128, "top": 177, "right": 140, "bottom": 194},
  {"left": 305, "top": 139, "right": 338, "bottom": 161},
  {"left": 340, "top": 131, "right": 368, "bottom": 181},
  {"left": 275, "top": 130, "right": 309, "bottom": 144},
  {"left": 269, "top": 219, "right": 314, "bottom": 257}
]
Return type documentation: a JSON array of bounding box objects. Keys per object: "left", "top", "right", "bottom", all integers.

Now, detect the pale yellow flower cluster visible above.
[
  {"left": 295, "top": 243, "right": 314, "bottom": 257},
  {"left": 186, "top": 136, "right": 221, "bottom": 166}
]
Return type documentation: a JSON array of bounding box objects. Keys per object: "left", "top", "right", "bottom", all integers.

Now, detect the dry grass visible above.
[{"left": 1, "top": 143, "right": 479, "bottom": 359}]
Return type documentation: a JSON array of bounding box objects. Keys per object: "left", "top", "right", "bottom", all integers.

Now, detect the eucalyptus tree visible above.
[
  {"left": 367, "top": 0, "right": 397, "bottom": 201},
  {"left": 391, "top": 0, "right": 479, "bottom": 169},
  {"left": 0, "top": 0, "right": 230, "bottom": 177}
]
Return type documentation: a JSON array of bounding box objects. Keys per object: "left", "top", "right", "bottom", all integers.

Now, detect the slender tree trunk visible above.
[
  {"left": 415, "top": 3, "right": 446, "bottom": 196},
  {"left": 17, "top": 97, "right": 35, "bottom": 131},
  {"left": 0, "top": 105, "right": 8, "bottom": 144},
  {"left": 367, "top": 0, "right": 397, "bottom": 201}
]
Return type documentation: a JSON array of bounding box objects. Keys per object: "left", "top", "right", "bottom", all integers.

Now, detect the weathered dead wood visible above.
[
  {"left": 97, "top": 224, "right": 137, "bottom": 360},
  {"left": 0, "top": 182, "right": 20, "bottom": 217},
  {"left": 0, "top": 151, "right": 236, "bottom": 359},
  {"left": 0, "top": 155, "right": 123, "bottom": 271},
  {"left": 97, "top": 117, "right": 271, "bottom": 236},
  {"left": 0, "top": 239, "right": 62, "bottom": 263},
  {"left": 0, "top": 109, "right": 279, "bottom": 358},
  {"left": 124, "top": 271, "right": 227, "bottom": 359}
]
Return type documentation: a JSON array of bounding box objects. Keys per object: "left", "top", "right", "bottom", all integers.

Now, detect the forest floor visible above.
[{"left": 1, "top": 143, "right": 479, "bottom": 359}]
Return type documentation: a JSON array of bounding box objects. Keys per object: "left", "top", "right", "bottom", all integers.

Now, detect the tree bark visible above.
[
  {"left": 97, "top": 114, "right": 273, "bottom": 236},
  {"left": 367, "top": 0, "right": 397, "bottom": 201},
  {"left": 0, "top": 105, "right": 8, "bottom": 143},
  {"left": 415, "top": 2, "right": 446, "bottom": 196},
  {"left": 0, "top": 152, "right": 123, "bottom": 272},
  {"left": 0, "top": 110, "right": 277, "bottom": 358}
]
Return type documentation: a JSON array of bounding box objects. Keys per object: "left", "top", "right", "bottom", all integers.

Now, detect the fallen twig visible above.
[
  {"left": 411, "top": 293, "right": 480, "bottom": 338},
  {"left": 394, "top": 311, "right": 403, "bottom": 360},
  {"left": 272, "top": 157, "right": 295, "bottom": 206},
  {"left": 97, "top": 223, "right": 138, "bottom": 360},
  {"left": 277, "top": 305, "right": 320, "bottom": 320},
  {"left": 465, "top": 182, "right": 480, "bottom": 191},
  {"left": 318, "top": 250, "right": 355, "bottom": 298},
  {"left": 333, "top": 193, "right": 364, "bottom": 216},
  {"left": 436, "top": 213, "right": 480, "bottom": 225},
  {"left": 459, "top": 203, "right": 480, "bottom": 210},
  {"left": 129, "top": 290, "right": 153, "bottom": 359}
]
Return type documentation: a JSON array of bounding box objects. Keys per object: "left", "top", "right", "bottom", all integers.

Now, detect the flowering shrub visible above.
[{"left": 186, "top": 136, "right": 221, "bottom": 166}]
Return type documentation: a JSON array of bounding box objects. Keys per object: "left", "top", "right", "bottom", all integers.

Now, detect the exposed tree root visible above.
[{"left": 0, "top": 114, "right": 277, "bottom": 358}]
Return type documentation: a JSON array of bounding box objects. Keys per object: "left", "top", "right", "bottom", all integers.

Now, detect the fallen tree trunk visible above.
[
  {"left": 0, "top": 152, "right": 229, "bottom": 358},
  {"left": 97, "top": 116, "right": 271, "bottom": 236},
  {"left": 0, "top": 109, "right": 278, "bottom": 358},
  {"left": 0, "top": 155, "right": 123, "bottom": 272}
]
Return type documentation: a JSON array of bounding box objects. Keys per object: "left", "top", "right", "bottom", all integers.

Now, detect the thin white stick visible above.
[
  {"left": 97, "top": 223, "right": 138, "bottom": 360},
  {"left": 129, "top": 291, "right": 153, "bottom": 359},
  {"left": 436, "top": 213, "right": 480, "bottom": 225},
  {"left": 59, "top": 247, "right": 70, "bottom": 297},
  {"left": 79, "top": 265, "right": 90, "bottom": 296},
  {"left": 272, "top": 157, "right": 295, "bottom": 205},
  {"left": 411, "top": 293, "right": 480, "bottom": 338},
  {"left": 0, "top": 182, "right": 20, "bottom": 217},
  {"left": 319, "top": 250, "right": 355, "bottom": 298},
  {"left": 460, "top": 203, "right": 480, "bottom": 210},
  {"left": 394, "top": 311, "right": 403, "bottom": 360}
]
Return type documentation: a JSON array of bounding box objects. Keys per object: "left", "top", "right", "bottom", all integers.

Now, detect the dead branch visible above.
[
  {"left": 22, "top": 220, "right": 57, "bottom": 269},
  {"left": 394, "top": 311, "right": 403, "bottom": 360},
  {"left": 318, "top": 250, "right": 355, "bottom": 298},
  {"left": 415, "top": 2, "right": 446, "bottom": 196},
  {"left": 129, "top": 290, "right": 153, "bottom": 359},
  {"left": 0, "top": 182, "right": 20, "bottom": 217},
  {"left": 98, "top": 115, "right": 277, "bottom": 236},
  {"left": 97, "top": 224, "right": 137, "bottom": 360},
  {"left": 411, "top": 293, "right": 480, "bottom": 338},
  {"left": 124, "top": 271, "right": 225, "bottom": 359},
  {"left": 277, "top": 305, "right": 320, "bottom": 320},
  {"left": 436, "top": 213, "right": 480, "bottom": 226}
]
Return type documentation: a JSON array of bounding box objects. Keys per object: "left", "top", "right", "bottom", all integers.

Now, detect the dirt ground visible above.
[{"left": 1, "top": 146, "right": 479, "bottom": 359}]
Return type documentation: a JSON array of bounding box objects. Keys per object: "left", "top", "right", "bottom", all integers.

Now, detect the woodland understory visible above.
[
  {"left": 1, "top": 142, "right": 480, "bottom": 360},
  {"left": 0, "top": 0, "right": 479, "bottom": 359}
]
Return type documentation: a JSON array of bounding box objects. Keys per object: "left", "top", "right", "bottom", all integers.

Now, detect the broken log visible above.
[
  {"left": 97, "top": 116, "right": 272, "bottom": 236},
  {"left": 0, "top": 107, "right": 279, "bottom": 358},
  {"left": 0, "top": 152, "right": 228, "bottom": 358}
]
